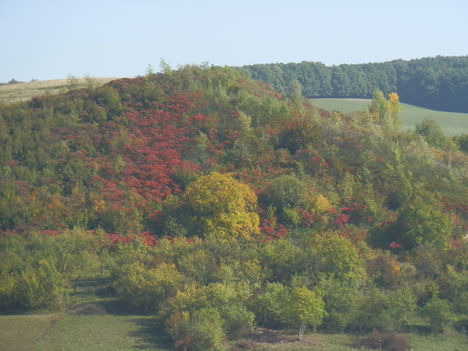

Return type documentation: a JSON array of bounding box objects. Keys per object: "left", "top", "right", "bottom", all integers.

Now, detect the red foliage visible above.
[
  {"left": 334, "top": 213, "right": 350, "bottom": 227},
  {"left": 35, "top": 230, "right": 60, "bottom": 236},
  {"left": 122, "top": 105, "right": 203, "bottom": 206},
  {"left": 260, "top": 219, "right": 288, "bottom": 239},
  {"left": 389, "top": 241, "right": 403, "bottom": 249}
]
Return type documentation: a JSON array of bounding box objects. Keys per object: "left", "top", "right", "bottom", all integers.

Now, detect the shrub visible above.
[
  {"left": 263, "top": 175, "right": 306, "bottom": 209},
  {"left": 391, "top": 196, "right": 453, "bottom": 249},
  {"left": 280, "top": 207, "right": 301, "bottom": 227},
  {"left": 113, "top": 262, "right": 183, "bottom": 312},
  {"left": 166, "top": 308, "right": 226, "bottom": 351},
  {"left": 254, "top": 282, "right": 291, "bottom": 327},
  {"left": 355, "top": 330, "right": 411, "bottom": 351},
  {"left": 222, "top": 305, "right": 255, "bottom": 338},
  {"left": 421, "top": 297, "right": 455, "bottom": 333},
  {"left": 353, "top": 287, "right": 416, "bottom": 332},
  {"left": 319, "top": 279, "right": 361, "bottom": 331}
]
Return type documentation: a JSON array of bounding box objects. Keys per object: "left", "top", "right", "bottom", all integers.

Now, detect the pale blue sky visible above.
[{"left": 1, "top": 0, "right": 467, "bottom": 82}]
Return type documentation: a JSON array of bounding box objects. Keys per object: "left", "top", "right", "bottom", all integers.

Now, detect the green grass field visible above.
[
  {"left": 0, "top": 277, "right": 172, "bottom": 351},
  {"left": 232, "top": 330, "right": 468, "bottom": 351},
  {"left": 312, "top": 98, "right": 468, "bottom": 136},
  {"left": 0, "top": 77, "right": 116, "bottom": 104},
  {"left": 0, "top": 313, "right": 171, "bottom": 351},
  {"left": 2, "top": 312, "right": 466, "bottom": 351}
]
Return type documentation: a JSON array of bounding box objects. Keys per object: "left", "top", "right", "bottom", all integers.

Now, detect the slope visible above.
[{"left": 312, "top": 98, "right": 468, "bottom": 136}]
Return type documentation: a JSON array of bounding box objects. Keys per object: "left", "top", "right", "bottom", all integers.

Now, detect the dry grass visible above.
[{"left": 0, "top": 77, "right": 117, "bottom": 104}]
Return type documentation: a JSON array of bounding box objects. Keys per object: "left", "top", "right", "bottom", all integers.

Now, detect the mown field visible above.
[
  {"left": 0, "top": 77, "right": 116, "bottom": 104},
  {"left": 312, "top": 98, "right": 468, "bottom": 136}
]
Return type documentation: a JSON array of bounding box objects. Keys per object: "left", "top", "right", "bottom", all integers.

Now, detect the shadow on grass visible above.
[
  {"left": 129, "top": 317, "right": 173, "bottom": 350},
  {"left": 68, "top": 277, "right": 174, "bottom": 349}
]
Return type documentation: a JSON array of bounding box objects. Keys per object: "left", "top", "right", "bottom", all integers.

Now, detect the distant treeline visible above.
[{"left": 240, "top": 56, "right": 468, "bottom": 113}]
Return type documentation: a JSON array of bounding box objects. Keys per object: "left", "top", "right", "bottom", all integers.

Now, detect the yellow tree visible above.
[
  {"left": 185, "top": 172, "right": 260, "bottom": 240},
  {"left": 369, "top": 90, "right": 401, "bottom": 129}
]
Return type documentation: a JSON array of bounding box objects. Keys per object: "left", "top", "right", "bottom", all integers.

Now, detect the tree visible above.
[
  {"left": 415, "top": 118, "right": 447, "bottom": 148},
  {"left": 392, "top": 196, "right": 453, "bottom": 249},
  {"left": 264, "top": 175, "right": 306, "bottom": 210},
  {"left": 254, "top": 282, "right": 291, "bottom": 327},
  {"left": 453, "top": 133, "right": 468, "bottom": 152},
  {"left": 185, "top": 172, "right": 259, "bottom": 239},
  {"left": 307, "top": 232, "right": 366, "bottom": 284},
  {"left": 287, "top": 287, "right": 325, "bottom": 339},
  {"left": 369, "top": 90, "right": 401, "bottom": 129},
  {"left": 421, "top": 298, "right": 455, "bottom": 333}
]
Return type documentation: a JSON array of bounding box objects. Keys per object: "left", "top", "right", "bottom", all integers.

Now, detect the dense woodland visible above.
[
  {"left": 0, "top": 65, "right": 467, "bottom": 350},
  {"left": 241, "top": 56, "right": 468, "bottom": 113}
]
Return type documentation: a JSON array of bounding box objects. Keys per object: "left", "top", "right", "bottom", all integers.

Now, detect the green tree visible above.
[
  {"left": 415, "top": 118, "right": 448, "bottom": 148},
  {"left": 421, "top": 298, "right": 455, "bottom": 333},
  {"left": 254, "top": 282, "right": 291, "bottom": 327},
  {"left": 319, "top": 278, "right": 361, "bottom": 331},
  {"left": 307, "top": 232, "right": 366, "bottom": 284},
  {"left": 264, "top": 175, "right": 306, "bottom": 209},
  {"left": 287, "top": 287, "right": 325, "bottom": 339},
  {"left": 392, "top": 196, "right": 453, "bottom": 249}
]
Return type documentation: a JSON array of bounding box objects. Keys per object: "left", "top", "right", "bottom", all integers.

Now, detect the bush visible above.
[
  {"left": 254, "top": 282, "right": 291, "bottom": 328},
  {"left": 353, "top": 287, "right": 416, "bottom": 332},
  {"left": 319, "top": 279, "right": 361, "bottom": 331},
  {"left": 280, "top": 207, "right": 301, "bottom": 227},
  {"left": 421, "top": 297, "right": 455, "bottom": 333},
  {"left": 223, "top": 305, "right": 255, "bottom": 338},
  {"left": 166, "top": 308, "right": 226, "bottom": 351},
  {"left": 263, "top": 175, "right": 306, "bottom": 209},
  {"left": 355, "top": 330, "right": 411, "bottom": 351},
  {"left": 112, "top": 262, "right": 183, "bottom": 312}
]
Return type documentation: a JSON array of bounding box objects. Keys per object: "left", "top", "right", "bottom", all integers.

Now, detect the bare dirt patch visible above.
[
  {"left": 233, "top": 328, "right": 322, "bottom": 350},
  {"left": 70, "top": 303, "right": 107, "bottom": 315}
]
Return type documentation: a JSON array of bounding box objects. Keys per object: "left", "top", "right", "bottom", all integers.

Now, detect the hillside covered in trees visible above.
[
  {"left": 241, "top": 56, "right": 468, "bottom": 113},
  {"left": 0, "top": 66, "right": 467, "bottom": 350}
]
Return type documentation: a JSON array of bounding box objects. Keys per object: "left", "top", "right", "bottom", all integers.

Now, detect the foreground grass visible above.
[
  {"left": 0, "top": 77, "right": 116, "bottom": 104},
  {"left": 0, "top": 313, "right": 60, "bottom": 351},
  {"left": 0, "top": 312, "right": 171, "bottom": 351},
  {"left": 234, "top": 331, "right": 468, "bottom": 351},
  {"left": 2, "top": 313, "right": 467, "bottom": 351},
  {"left": 1, "top": 277, "right": 466, "bottom": 351},
  {"left": 31, "top": 314, "right": 172, "bottom": 351},
  {"left": 312, "top": 98, "right": 468, "bottom": 136}
]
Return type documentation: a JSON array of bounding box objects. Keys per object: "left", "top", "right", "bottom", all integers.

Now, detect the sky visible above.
[{"left": 1, "top": 0, "right": 467, "bottom": 82}]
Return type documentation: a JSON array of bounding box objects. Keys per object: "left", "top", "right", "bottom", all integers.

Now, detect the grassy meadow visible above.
[
  {"left": 2, "top": 311, "right": 467, "bottom": 351},
  {"left": 0, "top": 77, "right": 116, "bottom": 104},
  {"left": 1, "top": 273, "right": 466, "bottom": 351},
  {"left": 312, "top": 98, "right": 468, "bottom": 136}
]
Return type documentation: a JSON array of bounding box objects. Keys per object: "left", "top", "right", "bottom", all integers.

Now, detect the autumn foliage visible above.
[{"left": 0, "top": 65, "right": 467, "bottom": 349}]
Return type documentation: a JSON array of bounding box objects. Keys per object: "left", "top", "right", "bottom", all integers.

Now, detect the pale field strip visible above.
[{"left": 0, "top": 78, "right": 117, "bottom": 104}]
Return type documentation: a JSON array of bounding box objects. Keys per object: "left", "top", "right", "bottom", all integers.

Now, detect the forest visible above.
[
  {"left": 241, "top": 56, "right": 468, "bottom": 113},
  {"left": 0, "top": 65, "right": 467, "bottom": 351}
]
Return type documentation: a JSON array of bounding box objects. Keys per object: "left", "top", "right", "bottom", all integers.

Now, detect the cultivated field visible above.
[
  {"left": 0, "top": 77, "right": 116, "bottom": 104},
  {"left": 312, "top": 98, "right": 468, "bottom": 136}
]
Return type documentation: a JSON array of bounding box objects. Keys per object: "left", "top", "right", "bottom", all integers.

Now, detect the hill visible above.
[
  {"left": 0, "top": 66, "right": 467, "bottom": 351},
  {"left": 0, "top": 77, "right": 116, "bottom": 104},
  {"left": 312, "top": 98, "right": 468, "bottom": 136},
  {"left": 241, "top": 56, "right": 468, "bottom": 113}
]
